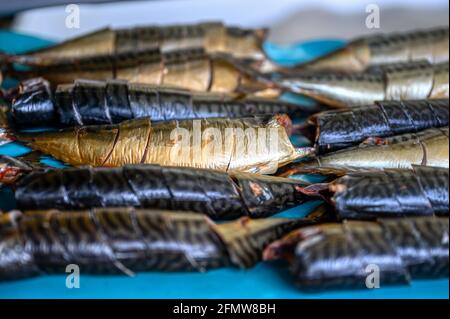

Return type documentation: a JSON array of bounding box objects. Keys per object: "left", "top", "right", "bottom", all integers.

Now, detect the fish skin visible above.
[
  {"left": 15, "top": 115, "right": 304, "bottom": 174},
  {"left": 264, "top": 216, "right": 449, "bottom": 290},
  {"left": 294, "top": 27, "right": 449, "bottom": 72},
  {"left": 8, "top": 78, "right": 311, "bottom": 128},
  {"left": 277, "top": 61, "right": 449, "bottom": 107},
  {"left": 13, "top": 165, "right": 316, "bottom": 219},
  {"left": 278, "top": 127, "right": 449, "bottom": 177},
  {"left": 309, "top": 99, "right": 449, "bottom": 153},
  {"left": 330, "top": 165, "right": 449, "bottom": 219},
  {"left": 0, "top": 208, "right": 314, "bottom": 281},
  {"left": 9, "top": 22, "right": 267, "bottom": 65},
  {"left": 9, "top": 48, "right": 275, "bottom": 96}
]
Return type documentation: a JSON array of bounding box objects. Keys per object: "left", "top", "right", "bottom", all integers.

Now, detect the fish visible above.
[
  {"left": 328, "top": 165, "right": 449, "bottom": 219},
  {"left": 3, "top": 153, "right": 447, "bottom": 218},
  {"left": 278, "top": 127, "right": 449, "bottom": 176},
  {"left": 277, "top": 165, "right": 449, "bottom": 219},
  {"left": 3, "top": 48, "right": 277, "bottom": 97},
  {"left": 2, "top": 77, "right": 314, "bottom": 128},
  {"left": 9, "top": 162, "right": 322, "bottom": 219},
  {"left": 3, "top": 156, "right": 446, "bottom": 220},
  {"left": 264, "top": 216, "right": 449, "bottom": 291},
  {"left": 292, "top": 27, "right": 449, "bottom": 72},
  {"left": 0, "top": 207, "right": 325, "bottom": 281},
  {"left": 0, "top": 22, "right": 267, "bottom": 65},
  {"left": 273, "top": 61, "right": 449, "bottom": 107},
  {"left": 299, "top": 99, "right": 449, "bottom": 153},
  {"left": 1, "top": 114, "right": 310, "bottom": 173}
]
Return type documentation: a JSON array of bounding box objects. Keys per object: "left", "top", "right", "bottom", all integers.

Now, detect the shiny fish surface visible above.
[
  {"left": 295, "top": 27, "right": 449, "bottom": 72},
  {"left": 329, "top": 165, "right": 449, "bottom": 219},
  {"left": 276, "top": 61, "right": 449, "bottom": 107},
  {"left": 307, "top": 99, "right": 449, "bottom": 153},
  {"left": 8, "top": 78, "right": 309, "bottom": 128},
  {"left": 13, "top": 115, "right": 304, "bottom": 174},
  {"left": 14, "top": 164, "right": 317, "bottom": 219},
  {"left": 7, "top": 48, "right": 274, "bottom": 96},
  {"left": 264, "top": 216, "right": 449, "bottom": 290},
  {"left": 278, "top": 127, "right": 449, "bottom": 175},
  {"left": 4, "top": 22, "right": 266, "bottom": 65},
  {"left": 0, "top": 208, "right": 317, "bottom": 281}
]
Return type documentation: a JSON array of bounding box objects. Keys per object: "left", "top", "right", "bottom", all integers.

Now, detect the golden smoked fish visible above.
[
  {"left": 278, "top": 127, "right": 449, "bottom": 176},
  {"left": 5, "top": 48, "right": 277, "bottom": 96},
  {"left": 294, "top": 27, "right": 449, "bottom": 72},
  {"left": 5, "top": 115, "right": 309, "bottom": 174},
  {"left": 1, "top": 22, "right": 267, "bottom": 65},
  {"left": 275, "top": 61, "right": 449, "bottom": 107}
]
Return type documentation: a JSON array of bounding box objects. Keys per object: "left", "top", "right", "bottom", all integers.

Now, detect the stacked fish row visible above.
[{"left": 0, "top": 22, "right": 448, "bottom": 291}]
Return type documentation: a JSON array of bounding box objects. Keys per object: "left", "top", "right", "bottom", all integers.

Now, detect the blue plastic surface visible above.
[{"left": 0, "top": 30, "right": 448, "bottom": 299}]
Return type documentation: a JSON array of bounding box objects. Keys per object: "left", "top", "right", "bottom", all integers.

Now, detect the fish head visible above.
[{"left": 0, "top": 155, "right": 32, "bottom": 185}]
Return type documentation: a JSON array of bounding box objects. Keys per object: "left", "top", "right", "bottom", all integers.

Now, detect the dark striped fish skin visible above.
[
  {"left": 264, "top": 217, "right": 449, "bottom": 291},
  {"left": 310, "top": 99, "right": 449, "bottom": 153},
  {"left": 10, "top": 78, "right": 308, "bottom": 127},
  {"left": 278, "top": 127, "right": 449, "bottom": 176},
  {"left": 330, "top": 165, "right": 449, "bottom": 219},
  {"left": 9, "top": 48, "right": 273, "bottom": 96},
  {"left": 0, "top": 208, "right": 312, "bottom": 281},
  {"left": 9, "top": 22, "right": 266, "bottom": 65},
  {"left": 9, "top": 78, "right": 55, "bottom": 127},
  {"left": 114, "top": 22, "right": 266, "bottom": 60},
  {"left": 276, "top": 61, "right": 449, "bottom": 107},
  {"left": 14, "top": 165, "right": 314, "bottom": 219},
  {"left": 294, "top": 27, "right": 449, "bottom": 72}
]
